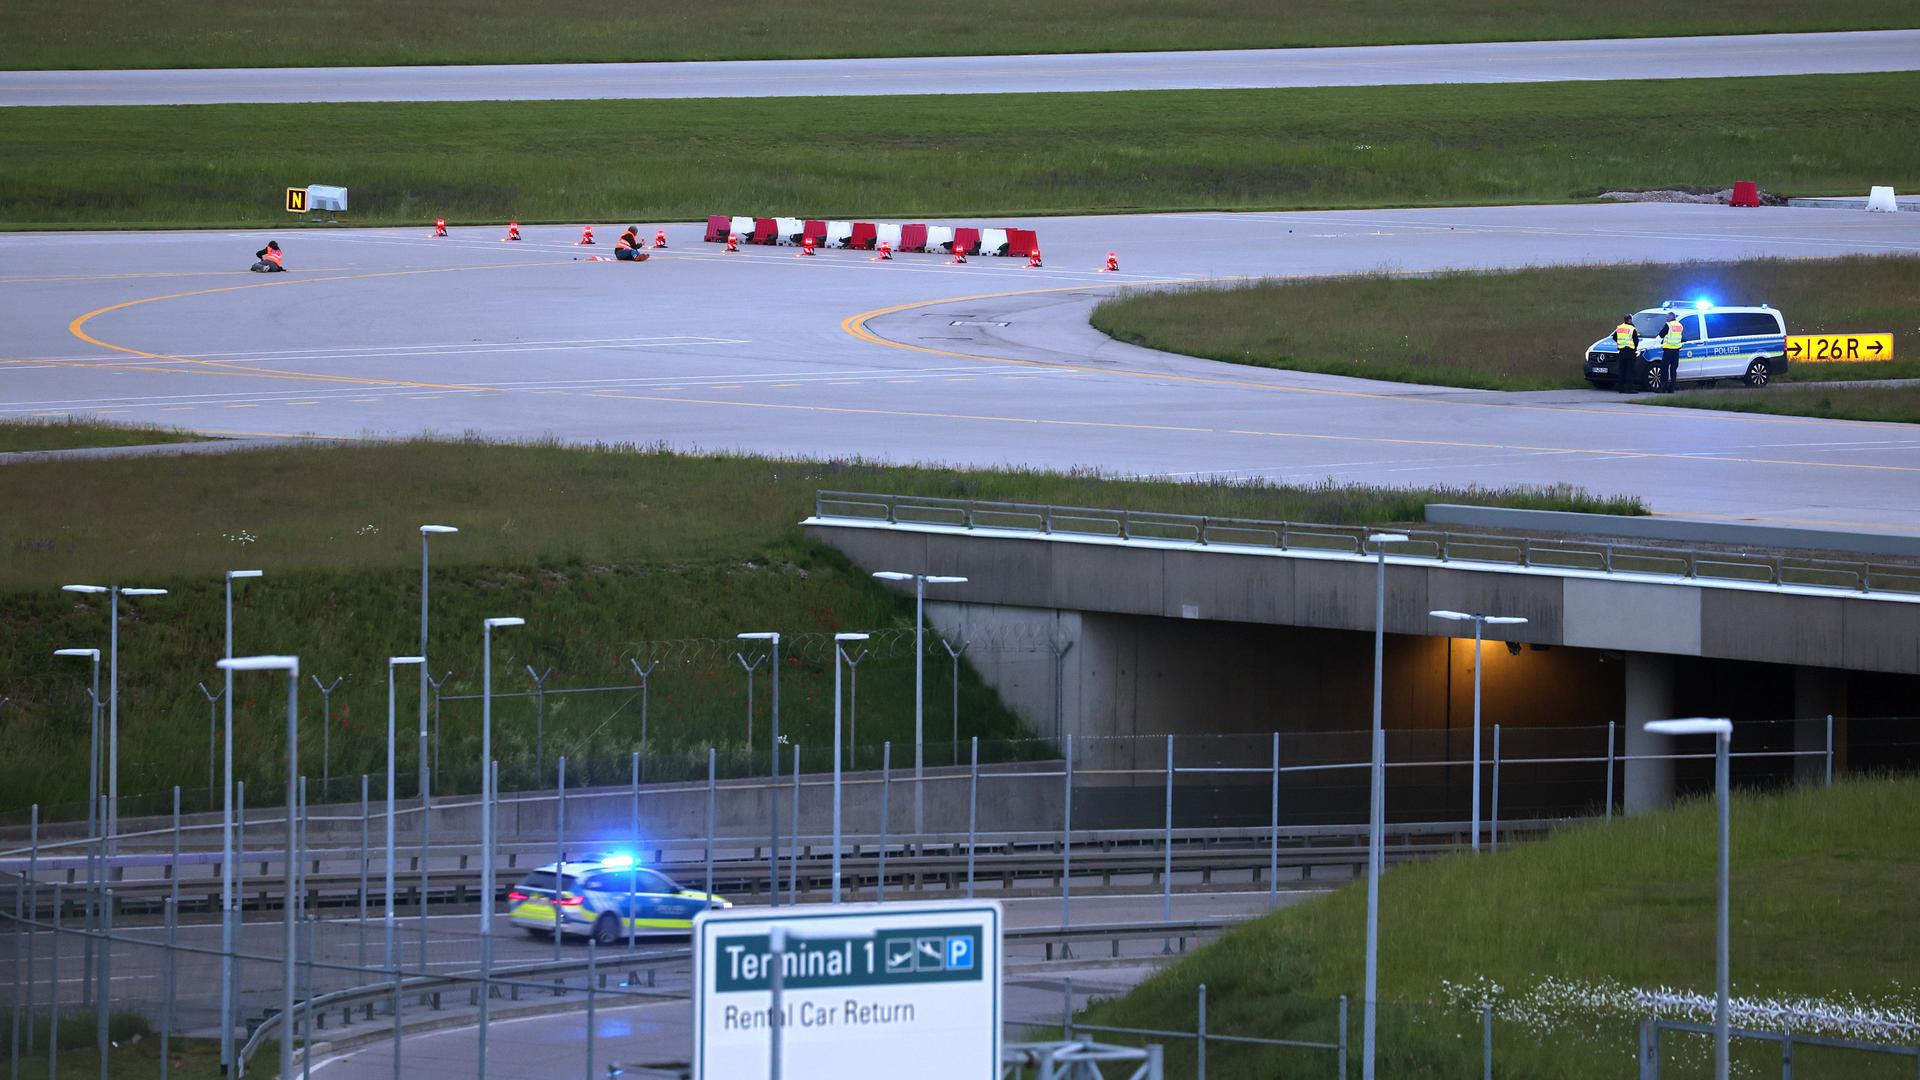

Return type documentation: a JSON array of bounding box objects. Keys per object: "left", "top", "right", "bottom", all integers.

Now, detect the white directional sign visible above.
[{"left": 693, "top": 900, "right": 1002, "bottom": 1079}]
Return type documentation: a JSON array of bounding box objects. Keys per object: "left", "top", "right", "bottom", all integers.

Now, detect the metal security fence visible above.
[
  {"left": 1065, "top": 980, "right": 1348, "bottom": 1078},
  {"left": 1640, "top": 1018, "right": 1920, "bottom": 1079},
  {"left": 5, "top": 720, "right": 1911, "bottom": 1080}
]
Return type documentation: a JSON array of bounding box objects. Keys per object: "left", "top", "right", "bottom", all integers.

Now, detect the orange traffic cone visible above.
[
  {"left": 725, "top": 232, "right": 740, "bottom": 253},
  {"left": 653, "top": 229, "right": 668, "bottom": 249},
  {"left": 1101, "top": 252, "right": 1118, "bottom": 272},
  {"left": 798, "top": 234, "right": 816, "bottom": 257},
  {"left": 872, "top": 241, "right": 892, "bottom": 262},
  {"left": 431, "top": 218, "right": 447, "bottom": 238},
  {"left": 577, "top": 225, "right": 595, "bottom": 245},
  {"left": 503, "top": 221, "right": 521, "bottom": 242},
  {"left": 1026, "top": 248, "right": 1043, "bottom": 269},
  {"left": 949, "top": 241, "right": 968, "bottom": 265}
]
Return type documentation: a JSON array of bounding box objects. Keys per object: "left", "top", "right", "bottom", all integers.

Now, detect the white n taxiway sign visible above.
[{"left": 693, "top": 899, "right": 1001, "bottom": 1079}]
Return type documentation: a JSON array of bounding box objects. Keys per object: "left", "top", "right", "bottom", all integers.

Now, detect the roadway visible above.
[
  {"left": 6, "top": 889, "right": 1293, "bottom": 1072},
  {"left": 0, "top": 30, "right": 1914, "bottom": 106},
  {"left": 5, "top": 203, "right": 1920, "bottom": 533}
]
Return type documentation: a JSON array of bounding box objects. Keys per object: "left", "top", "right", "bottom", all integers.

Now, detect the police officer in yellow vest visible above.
[
  {"left": 1659, "top": 311, "right": 1684, "bottom": 393},
  {"left": 1613, "top": 315, "right": 1640, "bottom": 393}
]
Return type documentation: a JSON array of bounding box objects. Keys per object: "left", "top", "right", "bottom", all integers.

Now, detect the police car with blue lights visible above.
[
  {"left": 1584, "top": 299, "right": 1787, "bottom": 392},
  {"left": 507, "top": 853, "right": 730, "bottom": 942}
]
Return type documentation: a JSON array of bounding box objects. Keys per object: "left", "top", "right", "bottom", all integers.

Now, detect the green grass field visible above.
[
  {"left": 4, "top": 1014, "right": 185, "bottom": 1080},
  {"left": 1650, "top": 383, "right": 1920, "bottom": 423},
  {"left": 0, "top": 436, "right": 1640, "bottom": 816},
  {"left": 1091, "top": 255, "right": 1920, "bottom": 393},
  {"left": 3, "top": 73, "right": 1917, "bottom": 228},
  {"left": 1079, "top": 778, "right": 1920, "bottom": 1078},
  {"left": 0, "top": 417, "right": 209, "bottom": 453},
  {"left": 4, "top": 0, "right": 1913, "bottom": 69}
]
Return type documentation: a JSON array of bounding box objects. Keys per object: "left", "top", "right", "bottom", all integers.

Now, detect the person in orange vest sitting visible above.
[
  {"left": 250, "top": 240, "right": 285, "bottom": 273},
  {"left": 614, "top": 227, "right": 645, "bottom": 261}
]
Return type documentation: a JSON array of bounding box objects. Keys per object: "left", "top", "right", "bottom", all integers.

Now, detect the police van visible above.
[
  {"left": 1585, "top": 301, "right": 1787, "bottom": 392},
  {"left": 507, "top": 854, "right": 730, "bottom": 942}
]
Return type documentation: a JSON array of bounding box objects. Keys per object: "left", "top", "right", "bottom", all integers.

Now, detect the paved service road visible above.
[
  {"left": 4, "top": 202, "right": 1919, "bottom": 534},
  {"left": 1, "top": 30, "right": 1915, "bottom": 106},
  {"left": 293, "top": 892, "right": 1281, "bottom": 1080}
]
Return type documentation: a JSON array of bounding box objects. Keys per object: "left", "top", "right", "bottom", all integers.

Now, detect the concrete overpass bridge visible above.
[{"left": 813, "top": 492, "right": 1920, "bottom": 816}]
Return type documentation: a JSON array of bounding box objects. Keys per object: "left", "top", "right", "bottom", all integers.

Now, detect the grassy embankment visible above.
[
  {"left": 0, "top": 436, "right": 1641, "bottom": 818},
  {"left": 2, "top": 73, "right": 1918, "bottom": 228},
  {"left": 1080, "top": 777, "right": 1920, "bottom": 1078},
  {"left": 4, "top": 1014, "right": 206, "bottom": 1080},
  {"left": 1091, "top": 255, "right": 1920, "bottom": 409},
  {"left": 0, "top": 417, "right": 208, "bottom": 453},
  {"left": 4, "top": 0, "right": 1913, "bottom": 69}
]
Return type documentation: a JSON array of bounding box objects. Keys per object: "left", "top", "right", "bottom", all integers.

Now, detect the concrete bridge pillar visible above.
[
  {"left": 1793, "top": 666, "right": 1847, "bottom": 782},
  {"left": 1622, "top": 653, "right": 1676, "bottom": 813}
]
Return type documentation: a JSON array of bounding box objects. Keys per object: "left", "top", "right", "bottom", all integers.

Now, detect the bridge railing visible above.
[{"left": 812, "top": 491, "right": 1920, "bottom": 597}]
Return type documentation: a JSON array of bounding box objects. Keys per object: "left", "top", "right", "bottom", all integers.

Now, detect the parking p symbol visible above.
[{"left": 946, "top": 935, "right": 974, "bottom": 972}]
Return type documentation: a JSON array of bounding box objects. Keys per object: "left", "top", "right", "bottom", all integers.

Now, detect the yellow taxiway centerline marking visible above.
[
  {"left": 839, "top": 283, "right": 1920, "bottom": 433},
  {"left": 573, "top": 387, "right": 1920, "bottom": 476},
  {"left": 67, "top": 261, "right": 567, "bottom": 391}
]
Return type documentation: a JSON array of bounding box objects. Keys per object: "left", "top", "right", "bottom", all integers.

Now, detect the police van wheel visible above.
[
  {"left": 1642, "top": 368, "right": 1664, "bottom": 393},
  {"left": 1743, "top": 360, "right": 1771, "bottom": 388},
  {"left": 592, "top": 914, "right": 620, "bottom": 945}
]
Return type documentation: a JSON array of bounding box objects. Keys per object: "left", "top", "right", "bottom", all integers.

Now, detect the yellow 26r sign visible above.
[{"left": 1786, "top": 334, "right": 1894, "bottom": 363}]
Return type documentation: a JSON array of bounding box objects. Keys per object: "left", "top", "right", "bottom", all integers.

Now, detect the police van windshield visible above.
[{"left": 1632, "top": 313, "right": 1670, "bottom": 336}]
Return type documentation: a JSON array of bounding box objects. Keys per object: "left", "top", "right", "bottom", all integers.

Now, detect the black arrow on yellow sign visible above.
[{"left": 1785, "top": 339, "right": 1803, "bottom": 360}]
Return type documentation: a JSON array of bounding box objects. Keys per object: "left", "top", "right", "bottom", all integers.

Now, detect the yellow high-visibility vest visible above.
[
  {"left": 1614, "top": 324, "right": 1636, "bottom": 348},
  {"left": 1664, "top": 321, "right": 1683, "bottom": 349}
]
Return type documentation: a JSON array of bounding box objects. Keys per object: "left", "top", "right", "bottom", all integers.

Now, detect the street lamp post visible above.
[
  {"left": 737, "top": 632, "right": 781, "bottom": 906},
  {"left": 218, "top": 568, "right": 261, "bottom": 1074},
  {"left": 62, "top": 584, "right": 168, "bottom": 853},
  {"left": 216, "top": 655, "right": 299, "bottom": 1080},
  {"left": 415, "top": 528, "right": 455, "bottom": 979},
  {"left": 871, "top": 572, "right": 969, "bottom": 836},
  {"left": 832, "top": 633, "right": 870, "bottom": 904},
  {"left": 385, "top": 657, "right": 424, "bottom": 974},
  {"left": 478, "top": 617, "right": 523, "bottom": 1080},
  {"left": 1361, "top": 532, "right": 1406, "bottom": 1080},
  {"left": 1427, "top": 611, "right": 1529, "bottom": 852},
  {"left": 1646, "top": 717, "right": 1734, "bottom": 1080},
  {"left": 52, "top": 648, "right": 101, "bottom": 1006}
]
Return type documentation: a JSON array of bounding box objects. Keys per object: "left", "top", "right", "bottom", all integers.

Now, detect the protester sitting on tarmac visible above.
[
  {"left": 250, "top": 241, "right": 285, "bottom": 273},
  {"left": 614, "top": 227, "right": 645, "bottom": 262}
]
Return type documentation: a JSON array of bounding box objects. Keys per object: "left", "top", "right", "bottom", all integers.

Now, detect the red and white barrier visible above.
[{"left": 702, "top": 213, "right": 1043, "bottom": 259}]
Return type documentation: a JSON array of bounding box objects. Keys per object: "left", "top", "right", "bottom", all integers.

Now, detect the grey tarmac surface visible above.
[
  {"left": 2, "top": 30, "right": 1916, "bottom": 106},
  {"left": 7, "top": 889, "right": 1289, "bottom": 1069},
  {"left": 4, "top": 202, "right": 1920, "bottom": 534},
  {"left": 287, "top": 891, "right": 1281, "bottom": 1080}
]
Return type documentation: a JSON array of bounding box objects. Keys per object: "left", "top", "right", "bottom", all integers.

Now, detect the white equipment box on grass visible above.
[
  {"left": 306, "top": 184, "right": 348, "bottom": 212},
  {"left": 693, "top": 899, "right": 1002, "bottom": 1079}
]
